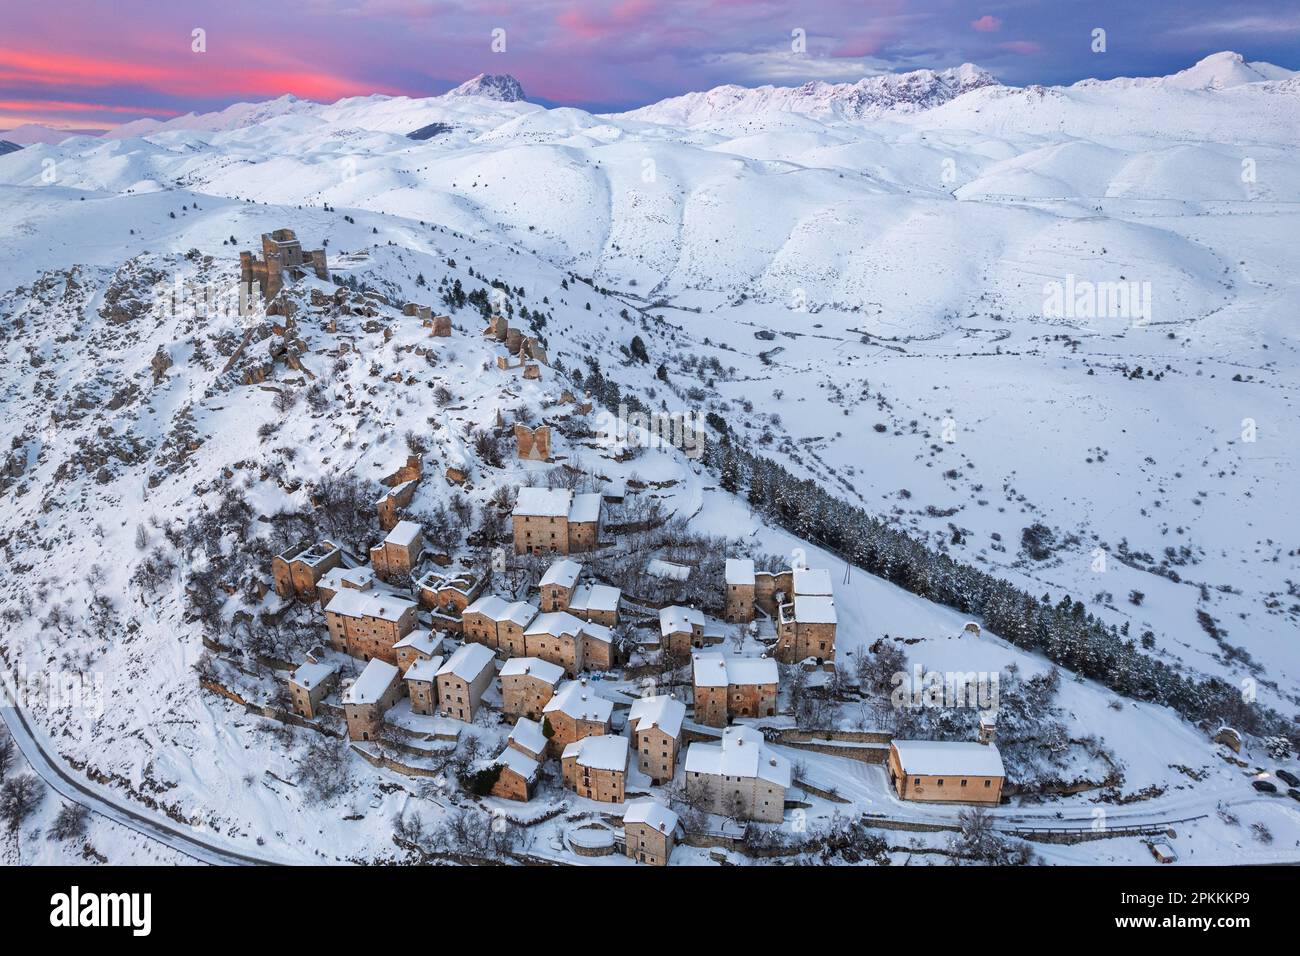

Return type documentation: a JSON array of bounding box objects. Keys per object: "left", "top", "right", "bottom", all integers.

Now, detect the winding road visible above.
[{"left": 1, "top": 705, "right": 280, "bottom": 866}]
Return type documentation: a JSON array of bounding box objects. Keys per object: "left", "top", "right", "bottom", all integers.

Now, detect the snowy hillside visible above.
[{"left": 0, "top": 55, "right": 1297, "bottom": 866}]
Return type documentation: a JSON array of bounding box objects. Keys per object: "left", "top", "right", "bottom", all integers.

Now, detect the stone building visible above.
[
  {"left": 415, "top": 569, "right": 485, "bottom": 620},
  {"left": 316, "top": 565, "right": 375, "bottom": 609},
  {"left": 403, "top": 656, "right": 444, "bottom": 715},
  {"left": 568, "top": 583, "right": 621, "bottom": 627},
  {"left": 539, "top": 558, "right": 581, "bottom": 611},
  {"left": 562, "top": 734, "right": 629, "bottom": 803},
  {"left": 370, "top": 520, "right": 424, "bottom": 583},
  {"left": 392, "top": 629, "right": 442, "bottom": 673},
  {"left": 377, "top": 479, "right": 418, "bottom": 532},
  {"left": 524, "top": 611, "right": 587, "bottom": 675},
  {"left": 288, "top": 658, "right": 339, "bottom": 720},
  {"left": 342, "top": 658, "right": 404, "bottom": 742},
  {"left": 887, "top": 740, "right": 1005, "bottom": 805},
  {"left": 659, "top": 605, "right": 705, "bottom": 657},
  {"left": 514, "top": 423, "right": 552, "bottom": 462},
  {"left": 508, "top": 716, "right": 548, "bottom": 762},
  {"left": 500, "top": 657, "right": 564, "bottom": 721},
  {"left": 324, "top": 590, "right": 418, "bottom": 665},
  {"left": 542, "top": 679, "right": 612, "bottom": 753},
  {"left": 691, "top": 652, "right": 779, "bottom": 727},
  {"left": 683, "top": 725, "right": 790, "bottom": 823},
  {"left": 463, "top": 594, "right": 538, "bottom": 657},
  {"left": 624, "top": 801, "right": 679, "bottom": 866},
  {"left": 775, "top": 567, "right": 837, "bottom": 663},
  {"left": 486, "top": 745, "right": 541, "bottom": 802},
  {"left": 627, "top": 694, "right": 686, "bottom": 784},
  {"left": 724, "top": 558, "right": 756, "bottom": 623},
  {"left": 272, "top": 540, "right": 342, "bottom": 600},
  {"left": 578, "top": 620, "right": 618, "bottom": 671},
  {"left": 240, "top": 229, "right": 329, "bottom": 301},
  {"left": 512, "top": 487, "right": 603, "bottom": 555},
  {"left": 435, "top": 643, "right": 496, "bottom": 722}
]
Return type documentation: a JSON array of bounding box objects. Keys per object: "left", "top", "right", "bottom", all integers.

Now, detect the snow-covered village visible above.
[{"left": 0, "top": 3, "right": 1298, "bottom": 924}]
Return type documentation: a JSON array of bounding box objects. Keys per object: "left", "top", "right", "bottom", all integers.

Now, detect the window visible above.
[
  {"left": 937, "top": 779, "right": 944, "bottom": 787},
  {"left": 960, "top": 779, "right": 968, "bottom": 787},
  {"left": 984, "top": 780, "right": 992, "bottom": 788}
]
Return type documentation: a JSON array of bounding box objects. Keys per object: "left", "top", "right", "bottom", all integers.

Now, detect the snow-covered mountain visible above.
[
  {"left": 618, "top": 63, "right": 998, "bottom": 124},
  {"left": 0, "top": 140, "right": 21, "bottom": 156},
  {"left": 0, "top": 122, "right": 106, "bottom": 144},
  {"left": 444, "top": 72, "right": 527, "bottom": 102}
]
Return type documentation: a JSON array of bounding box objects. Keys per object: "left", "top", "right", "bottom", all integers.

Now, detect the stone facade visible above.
[
  {"left": 683, "top": 726, "right": 790, "bottom": 823},
  {"left": 500, "top": 658, "right": 564, "bottom": 721},
  {"left": 561, "top": 735, "right": 629, "bottom": 803},
  {"left": 370, "top": 520, "right": 423, "bottom": 583},
  {"left": 724, "top": 558, "right": 756, "bottom": 623},
  {"left": 272, "top": 540, "right": 342, "bottom": 600},
  {"left": 325, "top": 591, "right": 418, "bottom": 665},
  {"left": 434, "top": 644, "right": 496, "bottom": 722},
  {"left": 887, "top": 741, "right": 1005, "bottom": 805},
  {"left": 514, "top": 423, "right": 552, "bottom": 461},
  {"left": 240, "top": 229, "right": 328, "bottom": 302},
  {"left": 691, "top": 653, "right": 779, "bottom": 727},
  {"left": 343, "top": 659, "right": 404, "bottom": 742},
  {"left": 624, "top": 802, "right": 679, "bottom": 867}
]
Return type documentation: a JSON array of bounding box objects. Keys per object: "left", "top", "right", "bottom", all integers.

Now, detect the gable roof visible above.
[
  {"left": 404, "top": 656, "right": 444, "bottom": 683},
  {"left": 540, "top": 558, "right": 582, "bottom": 589},
  {"left": 514, "top": 486, "right": 572, "bottom": 518},
  {"left": 325, "top": 588, "right": 416, "bottom": 623},
  {"left": 393, "top": 628, "right": 442, "bottom": 656},
  {"left": 627, "top": 694, "right": 685, "bottom": 738},
  {"left": 499, "top": 656, "right": 564, "bottom": 685},
  {"left": 525, "top": 610, "right": 585, "bottom": 639},
  {"left": 464, "top": 594, "right": 509, "bottom": 619},
  {"left": 569, "top": 583, "right": 620, "bottom": 615},
  {"left": 508, "top": 716, "right": 548, "bottom": 756},
  {"left": 435, "top": 642, "right": 496, "bottom": 682},
  {"left": 793, "top": 567, "right": 833, "bottom": 596},
  {"left": 569, "top": 492, "right": 602, "bottom": 524},
  {"left": 891, "top": 740, "right": 1005, "bottom": 778},
  {"left": 624, "top": 800, "right": 679, "bottom": 833},
  {"left": 289, "top": 659, "right": 339, "bottom": 691},
  {"left": 684, "top": 725, "right": 790, "bottom": 788},
  {"left": 492, "top": 746, "right": 540, "bottom": 782},
  {"left": 692, "top": 651, "right": 778, "bottom": 688},
  {"left": 384, "top": 520, "right": 422, "bottom": 548},
  {"left": 660, "top": 605, "right": 704, "bottom": 636},
  {"left": 562, "top": 733, "right": 629, "bottom": 772},
  {"left": 544, "top": 680, "right": 612, "bottom": 723},
  {"left": 341, "top": 658, "right": 400, "bottom": 705},
  {"left": 725, "top": 558, "right": 756, "bottom": 586}
]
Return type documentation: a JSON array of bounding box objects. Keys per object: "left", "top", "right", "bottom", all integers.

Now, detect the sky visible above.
[{"left": 2, "top": 0, "right": 1298, "bottom": 130}]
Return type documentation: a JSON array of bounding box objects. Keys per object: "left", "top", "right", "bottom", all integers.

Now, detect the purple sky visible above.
[{"left": 2, "top": 0, "right": 1298, "bottom": 128}]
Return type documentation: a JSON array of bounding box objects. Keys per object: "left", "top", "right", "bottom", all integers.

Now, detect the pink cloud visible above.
[{"left": 971, "top": 15, "right": 1002, "bottom": 32}]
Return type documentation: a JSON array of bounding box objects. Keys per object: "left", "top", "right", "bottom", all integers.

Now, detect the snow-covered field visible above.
[{"left": 0, "top": 53, "right": 1297, "bottom": 866}]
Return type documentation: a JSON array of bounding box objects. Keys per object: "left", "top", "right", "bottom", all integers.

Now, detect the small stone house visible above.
[
  {"left": 415, "top": 569, "right": 485, "bottom": 621},
  {"left": 578, "top": 620, "right": 618, "bottom": 672},
  {"left": 463, "top": 594, "right": 538, "bottom": 657},
  {"left": 342, "top": 658, "right": 404, "bottom": 742},
  {"left": 691, "top": 652, "right": 779, "bottom": 727},
  {"left": 507, "top": 716, "right": 548, "bottom": 762},
  {"left": 512, "top": 487, "right": 603, "bottom": 555},
  {"left": 403, "top": 656, "right": 444, "bottom": 715},
  {"left": 659, "top": 605, "right": 705, "bottom": 657},
  {"left": 500, "top": 657, "right": 564, "bottom": 720},
  {"left": 272, "top": 540, "right": 342, "bottom": 600},
  {"left": 683, "top": 725, "right": 790, "bottom": 823},
  {"left": 624, "top": 801, "right": 679, "bottom": 866},
  {"left": 486, "top": 746, "right": 541, "bottom": 802},
  {"left": 562, "top": 734, "right": 630, "bottom": 803},
  {"left": 370, "top": 520, "right": 424, "bottom": 583},
  {"left": 288, "top": 659, "right": 339, "bottom": 720},
  {"left": 539, "top": 558, "right": 582, "bottom": 611},
  {"left": 435, "top": 643, "right": 497, "bottom": 722},
  {"left": 887, "top": 740, "right": 1005, "bottom": 805},
  {"left": 568, "top": 582, "right": 621, "bottom": 627},
  {"left": 542, "top": 679, "right": 612, "bottom": 753},
  {"left": 627, "top": 694, "right": 686, "bottom": 784}
]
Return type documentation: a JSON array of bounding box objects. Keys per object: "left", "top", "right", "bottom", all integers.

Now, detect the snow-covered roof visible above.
[
  {"left": 501, "top": 600, "right": 539, "bottom": 628},
  {"left": 793, "top": 593, "right": 837, "bottom": 625},
  {"left": 319, "top": 565, "right": 374, "bottom": 592},
  {"left": 544, "top": 680, "right": 612, "bottom": 722},
  {"left": 660, "top": 605, "right": 704, "bottom": 636},
  {"left": 684, "top": 726, "right": 790, "bottom": 788},
  {"left": 579, "top": 620, "right": 613, "bottom": 645},
  {"left": 404, "top": 656, "right": 444, "bottom": 683},
  {"left": 540, "top": 558, "right": 582, "bottom": 588},
  {"left": 493, "top": 746, "right": 540, "bottom": 782},
  {"left": 569, "top": 492, "right": 602, "bottom": 524},
  {"left": 624, "top": 799, "right": 679, "bottom": 834},
  {"left": 435, "top": 642, "right": 496, "bottom": 683},
  {"left": 508, "top": 716, "right": 548, "bottom": 756},
  {"left": 464, "top": 594, "right": 509, "bottom": 619},
  {"left": 393, "top": 628, "right": 442, "bottom": 656},
  {"left": 725, "top": 558, "right": 756, "bottom": 586},
  {"left": 647, "top": 559, "right": 690, "bottom": 581},
  {"left": 562, "top": 733, "right": 629, "bottom": 772},
  {"left": 525, "top": 610, "right": 585, "bottom": 639},
  {"left": 627, "top": 694, "right": 685, "bottom": 739},
  {"left": 325, "top": 588, "right": 416, "bottom": 623},
  {"left": 692, "top": 651, "right": 777, "bottom": 688},
  {"left": 384, "top": 519, "right": 422, "bottom": 548},
  {"left": 499, "top": 656, "right": 564, "bottom": 685},
  {"left": 290, "top": 659, "right": 338, "bottom": 691},
  {"left": 602, "top": 479, "right": 626, "bottom": 498},
  {"left": 793, "top": 567, "right": 833, "bottom": 596},
  {"left": 569, "top": 583, "right": 620, "bottom": 615},
  {"left": 891, "top": 740, "right": 1005, "bottom": 778},
  {"left": 514, "top": 486, "right": 572, "bottom": 518},
  {"left": 342, "top": 658, "right": 400, "bottom": 705}
]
